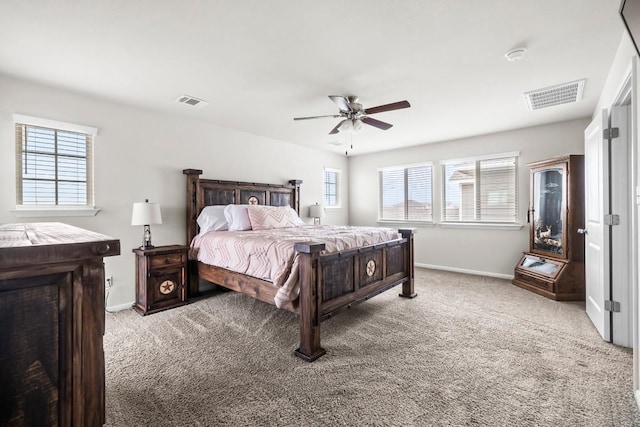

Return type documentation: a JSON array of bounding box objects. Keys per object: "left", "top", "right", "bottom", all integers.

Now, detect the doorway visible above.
[
  {"left": 584, "top": 65, "right": 635, "bottom": 350},
  {"left": 585, "top": 61, "right": 640, "bottom": 408}
]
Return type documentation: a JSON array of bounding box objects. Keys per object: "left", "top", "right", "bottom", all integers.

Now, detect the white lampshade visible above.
[
  {"left": 309, "top": 203, "right": 325, "bottom": 219},
  {"left": 131, "top": 200, "right": 162, "bottom": 225}
]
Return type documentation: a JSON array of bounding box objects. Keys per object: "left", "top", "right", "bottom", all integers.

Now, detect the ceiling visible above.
[{"left": 0, "top": 1, "right": 626, "bottom": 156}]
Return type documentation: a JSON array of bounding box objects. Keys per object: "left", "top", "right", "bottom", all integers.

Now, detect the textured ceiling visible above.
[{"left": 0, "top": 1, "right": 625, "bottom": 155}]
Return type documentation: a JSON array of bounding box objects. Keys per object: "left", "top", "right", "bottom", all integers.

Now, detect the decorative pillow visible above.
[
  {"left": 224, "top": 204, "right": 252, "bottom": 231},
  {"left": 247, "top": 205, "right": 304, "bottom": 230},
  {"left": 196, "top": 205, "right": 228, "bottom": 234}
]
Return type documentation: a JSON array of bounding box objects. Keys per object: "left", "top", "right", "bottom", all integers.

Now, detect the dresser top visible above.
[
  {"left": 0, "top": 222, "right": 116, "bottom": 247},
  {"left": 0, "top": 222, "right": 120, "bottom": 267}
]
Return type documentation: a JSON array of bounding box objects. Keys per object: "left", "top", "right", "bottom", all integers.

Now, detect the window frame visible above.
[
  {"left": 378, "top": 162, "right": 433, "bottom": 224},
  {"left": 441, "top": 151, "right": 519, "bottom": 226},
  {"left": 13, "top": 114, "right": 99, "bottom": 218},
  {"left": 323, "top": 167, "right": 341, "bottom": 209}
]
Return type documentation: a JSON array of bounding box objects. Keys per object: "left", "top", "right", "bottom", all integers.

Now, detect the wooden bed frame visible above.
[{"left": 183, "top": 169, "right": 416, "bottom": 361}]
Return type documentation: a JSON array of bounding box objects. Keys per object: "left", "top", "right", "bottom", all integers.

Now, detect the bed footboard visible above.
[{"left": 294, "top": 229, "right": 415, "bottom": 361}]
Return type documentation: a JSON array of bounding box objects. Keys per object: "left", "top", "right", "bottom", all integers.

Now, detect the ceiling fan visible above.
[{"left": 293, "top": 95, "right": 411, "bottom": 135}]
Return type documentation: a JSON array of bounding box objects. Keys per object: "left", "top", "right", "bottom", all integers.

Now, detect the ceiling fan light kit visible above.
[
  {"left": 294, "top": 95, "right": 411, "bottom": 135},
  {"left": 335, "top": 118, "right": 364, "bottom": 134},
  {"left": 338, "top": 119, "right": 353, "bottom": 133}
]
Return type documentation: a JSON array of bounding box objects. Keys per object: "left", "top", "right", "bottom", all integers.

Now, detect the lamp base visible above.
[{"left": 141, "top": 225, "right": 154, "bottom": 249}]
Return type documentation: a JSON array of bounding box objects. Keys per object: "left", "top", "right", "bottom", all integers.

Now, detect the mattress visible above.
[{"left": 190, "top": 225, "right": 401, "bottom": 308}]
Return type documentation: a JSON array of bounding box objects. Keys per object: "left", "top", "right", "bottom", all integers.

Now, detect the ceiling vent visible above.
[
  {"left": 175, "top": 95, "right": 208, "bottom": 108},
  {"left": 523, "top": 79, "right": 585, "bottom": 111}
]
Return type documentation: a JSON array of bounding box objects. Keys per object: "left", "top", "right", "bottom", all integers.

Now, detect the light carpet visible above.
[{"left": 104, "top": 268, "right": 640, "bottom": 426}]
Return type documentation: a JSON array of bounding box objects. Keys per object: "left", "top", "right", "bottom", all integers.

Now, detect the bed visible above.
[{"left": 183, "top": 169, "right": 416, "bottom": 361}]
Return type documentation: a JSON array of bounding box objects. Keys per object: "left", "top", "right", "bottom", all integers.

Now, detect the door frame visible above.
[
  {"left": 610, "top": 60, "right": 640, "bottom": 404},
  {"left": 610, "top": 104, "right": 632, "bottom": 347}
]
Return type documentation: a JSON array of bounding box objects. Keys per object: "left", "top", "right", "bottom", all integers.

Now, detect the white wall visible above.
[
  {"left": 594, "top": 34, "right": 636, "bottom": 115},
  {"left": 0, "top": 74, "right": 348, "bottom": 308},
  {"left": 348, "top": 119, "right": 589, "bottom": 278}
]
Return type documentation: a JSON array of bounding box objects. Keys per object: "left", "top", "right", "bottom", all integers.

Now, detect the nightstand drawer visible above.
[{"left": 149, "top": 252, "right": 185, "bottom": 269}]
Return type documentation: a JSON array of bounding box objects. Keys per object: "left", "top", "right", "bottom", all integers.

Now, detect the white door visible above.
[{"left": 584, "top": 109, "right": 610, "bottom": 341}]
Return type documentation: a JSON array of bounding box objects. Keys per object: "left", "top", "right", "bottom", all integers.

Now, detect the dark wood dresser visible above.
[{"left": 0, "top": 222, "right": 120, "bottom": 426}]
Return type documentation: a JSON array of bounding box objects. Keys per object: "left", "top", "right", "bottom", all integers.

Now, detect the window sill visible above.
[
  {"left": 12, "top": 207, "right": 101, "bottom": 218},
  {"left": 439, "top": 222, "right": 522, "bottom": 230},
  {"left": 377, "top": 220, "right": 435, "bottom": 227}
]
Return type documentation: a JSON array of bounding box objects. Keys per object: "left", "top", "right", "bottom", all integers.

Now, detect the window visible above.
[
  {"left": 442, "top": 152, "right": 518, "bottom": 223},
  {"left": 379, "top": 163, "right": 432, "bottom": 222},
  {"left": 323, "top": 168, "right": 340, "bottom": 207},
  {"left": 14, "top": 115, "right": 97, "bottom": 211}
]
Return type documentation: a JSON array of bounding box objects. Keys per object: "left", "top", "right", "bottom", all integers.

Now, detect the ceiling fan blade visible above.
[
  {"left": 362, "top": 116, "right": 393, "bottom": 131},
  {"left": 329, "top": 95, "right": 353, "bottom": 112},
  {"left": 364, "top": 100, "right": 411, "bottom": 115},
  {"left": 293, "top": 114, "right": 342, "bottom": 121},
  {"left": 329, "top": 119, "right": 347, "bottom": 135}
]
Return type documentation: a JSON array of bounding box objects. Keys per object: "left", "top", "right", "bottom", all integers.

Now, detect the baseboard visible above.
[
  {"left": 106, "top": 301, "right": 134, "bottom": 312},
  {"left": 415, "top": 263, "right": 514, "bottom": 280},
  {"left": 107, "top": 269, "right": 511, "bottom": 310}
]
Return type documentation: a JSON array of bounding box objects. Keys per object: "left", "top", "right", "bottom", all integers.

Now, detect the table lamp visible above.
[
  {"left": 131, "top": 199, "right": 162, "bottom": 248},
  {"left": 309, "top": 202, "right": 325, "bottom": 225}
]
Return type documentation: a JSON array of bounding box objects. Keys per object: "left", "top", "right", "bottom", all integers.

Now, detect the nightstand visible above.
[{"left": 133, "top": 245, "right": 188, "bottom": 315}]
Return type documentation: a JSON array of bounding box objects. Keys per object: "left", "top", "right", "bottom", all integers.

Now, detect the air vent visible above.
[
  {"left": 175, "top": 95, "right": 208, "bottom": 108},
  {"left": 523, "top": 79, "right": 585, "bottom": 111}
]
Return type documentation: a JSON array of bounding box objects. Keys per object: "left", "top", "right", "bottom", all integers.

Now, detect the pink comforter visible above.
[{"left": 190, "top": 225, "right": 401, "bottom": 308}]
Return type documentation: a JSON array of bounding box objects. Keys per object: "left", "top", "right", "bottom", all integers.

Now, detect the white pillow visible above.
[
  {"left": 224, "top": 205, "right": 252, "bottom": 231},
  {"left": 197, "top": 205, "right": 228, "bottom": 235}
]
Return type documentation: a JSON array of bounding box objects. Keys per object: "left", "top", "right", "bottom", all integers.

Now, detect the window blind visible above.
[
  {"left": 442, "top": 154, "right": 517, "bottom": 223},
  {"left": 324, "top": 169, "right": 339, "bottom": 206},
  {"left": 15, "top": 123, "right": 94, "bottom": 206},
  {"left": 379, "top": 164, "right": 432, "bottom": 221}
]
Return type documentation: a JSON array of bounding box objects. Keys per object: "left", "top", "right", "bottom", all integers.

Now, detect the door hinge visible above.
[
  {"left": 604, "top": 214, "right": 620, "bottom": 226},
  {"left": 603, "top": 127, "right": 619, "bottom": 139},
  {"left": 605, "top": 300, "right": 621, "bottom": 312}
]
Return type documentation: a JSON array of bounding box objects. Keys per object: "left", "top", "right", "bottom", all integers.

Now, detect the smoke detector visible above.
[
  {"left": 175, "top": 95, "right": 208, "bottom": 108},
  {"left": 505, "top": 48, "right": 527, "bottom": 62},
  {"left": 524, "top": 80, "right": 585, "bottom": 110}
]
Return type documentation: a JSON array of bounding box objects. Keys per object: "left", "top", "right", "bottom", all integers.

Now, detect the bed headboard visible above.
[{"left": 183, "top": 169, "right": 302, "bottom": 244}]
